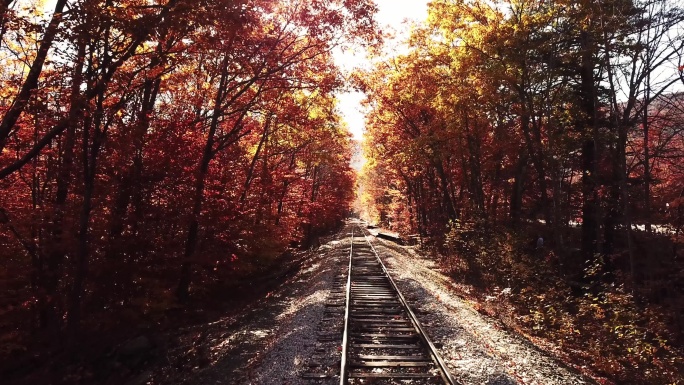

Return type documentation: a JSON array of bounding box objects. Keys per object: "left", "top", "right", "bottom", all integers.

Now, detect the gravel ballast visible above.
[{"left": 370, "top": 235, "right": 595, "bottom": 385}]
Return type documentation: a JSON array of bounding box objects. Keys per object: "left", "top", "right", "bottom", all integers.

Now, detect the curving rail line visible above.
[{"left": 339, "top": 224, "right": 459, "bottom": 384}]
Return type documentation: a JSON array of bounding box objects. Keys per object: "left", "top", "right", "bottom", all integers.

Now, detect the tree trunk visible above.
[
  {"left": 275, "top": 155, "right": 296, "bottom": 225},
  {"left": 40, "top": 34, "right": 85, "bottom": 331},
  {"left": 434, "top": 161, "right": 457, "bottom": 221},
  {"left": 104, "top": 73, "right": 161, "bottom": 301},
  {"left": 509, "top": 152, "right": 527, "bottom": 227},
  {"left": 240, "top": 116, "right": 271, "bottom": 205},
  {"left": 176, "top": 56, "right": 229, "bottom": 302},
  {"left": 643, "top": 81, "right": 652, "bottom": 233},
  {"left": 579, "top": 30, "right": 600, "bottom": 260},
  {"left": 67, "top": 80, "right": 107, "bottom": 339}
]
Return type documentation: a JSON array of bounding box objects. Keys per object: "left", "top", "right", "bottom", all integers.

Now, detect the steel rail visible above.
[
  {"left": 361, "top": 227, "right": 459, "bottom": 385},
  {"left": 339, "top": 227, "right": 354, "bottom": 385}
]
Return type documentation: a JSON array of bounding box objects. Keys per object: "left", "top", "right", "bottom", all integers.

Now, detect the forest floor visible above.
[{"left": 139, "top": 222, "right": 598, "bottom": 385}]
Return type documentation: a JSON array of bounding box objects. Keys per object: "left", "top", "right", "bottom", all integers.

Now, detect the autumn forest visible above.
[
  {"left": 1, "top": 0, "right": 684, "bottom": 384},
  {"left": 360, "top": 0, "right": 684, "bottom": 383}
]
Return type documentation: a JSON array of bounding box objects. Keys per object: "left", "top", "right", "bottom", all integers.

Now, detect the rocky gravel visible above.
[
  {"left": 247, "top": 233, "right": 349, "bottom": 385},
  {"left": 371, "top": 236, "right": 596, "bottom": 385}
]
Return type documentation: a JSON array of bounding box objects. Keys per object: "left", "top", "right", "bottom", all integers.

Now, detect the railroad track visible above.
[{"left": 339, "top": 226, "right": 458, "bottom": 384}]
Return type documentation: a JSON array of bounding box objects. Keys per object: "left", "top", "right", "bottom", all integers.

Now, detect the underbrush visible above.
[
  {"left": 437, "top": 220, "right": 684, "bottom": 385},
  {"left": 0, "top": 240, "right": 313, "bottom": 385}
]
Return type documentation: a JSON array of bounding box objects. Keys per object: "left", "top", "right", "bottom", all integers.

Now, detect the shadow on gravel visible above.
[
  {"left": 487, "top": 374, "right": 518, "bottom": 385},
  {"left": 172, "top": 235, "right": 352, "bottom": 385}
]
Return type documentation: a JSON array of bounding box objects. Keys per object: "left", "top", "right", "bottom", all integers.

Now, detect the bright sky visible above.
[{"left": 334, "top": 0, "right": 430, "bottom": 141}]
